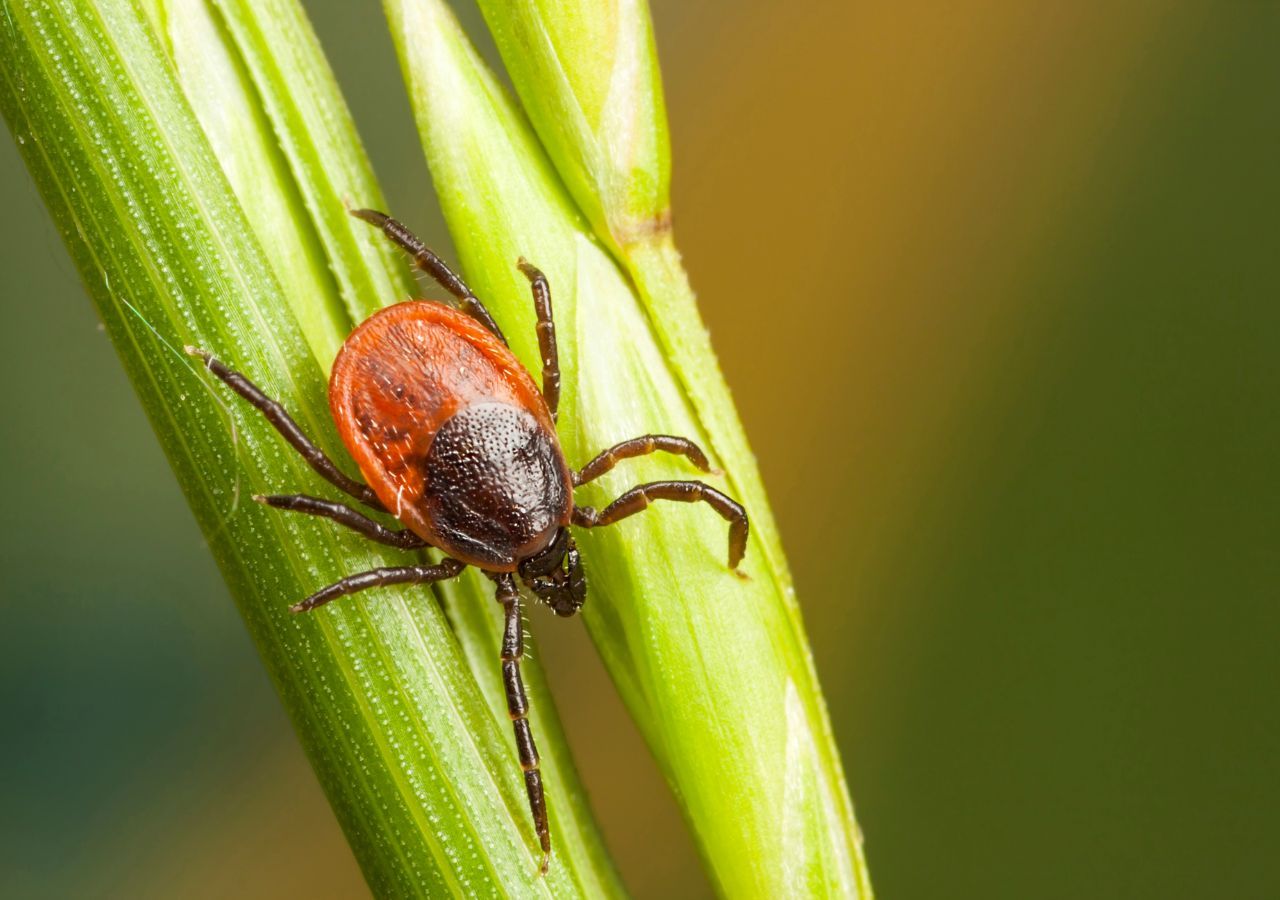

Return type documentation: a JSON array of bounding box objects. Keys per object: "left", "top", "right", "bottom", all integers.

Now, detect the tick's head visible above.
[{"left": 518, "top": 527, "right": 586, "bottom": 617}]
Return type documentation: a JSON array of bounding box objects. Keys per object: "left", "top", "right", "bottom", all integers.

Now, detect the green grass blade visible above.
[
  {"left": 0, "top": 0, "right": 618, "bottom": 894},
  {"left": 382, "top": 1, "right": 871, "bottom": 895}
]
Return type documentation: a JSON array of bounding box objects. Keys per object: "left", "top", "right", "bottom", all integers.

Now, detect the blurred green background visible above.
[{"left": 2, "top": 2, "right": 1276, "bottom": 897}]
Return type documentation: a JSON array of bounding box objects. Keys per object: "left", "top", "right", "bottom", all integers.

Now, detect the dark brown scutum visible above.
[
  {"left": 423, "top": 402, "right": 570, "bottom": 568},
  {"left": 493, "top": 572, "right": 551, "bottom": 873}
]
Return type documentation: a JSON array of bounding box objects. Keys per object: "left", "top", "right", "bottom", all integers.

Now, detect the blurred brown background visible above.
[{"left": 2, "top": 2, "right": 1276, "bottom": 897}]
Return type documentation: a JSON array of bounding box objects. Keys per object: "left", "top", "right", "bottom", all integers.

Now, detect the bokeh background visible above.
[{"left": 2, "top": 2, "right": 1276, "bottom": 897}]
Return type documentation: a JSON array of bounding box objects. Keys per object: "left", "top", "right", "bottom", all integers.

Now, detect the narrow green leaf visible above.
[
  {"left": 383, "top": 1, "right": 871, "bottom": 896},
  {"left": 1, "top": 0, "right": 619, "bottom": 894}
]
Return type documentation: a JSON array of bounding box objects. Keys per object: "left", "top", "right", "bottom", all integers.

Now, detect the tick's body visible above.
[
  {"left": 331, "top": 302, "right": 572, "bottom": 570},
  {"left": 190, "top": 209, "right": 748, "bottom": 876}
]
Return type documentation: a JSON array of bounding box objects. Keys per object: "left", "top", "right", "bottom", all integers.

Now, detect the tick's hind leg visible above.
[
  {"left": 516, "top": 259, "right": 560, "bottom": 421},
  {"left": 290, "top": 558, "right": 465, "bottom": 613},
  {"left": 255, "top": 494, "right": 427, "bottom": 550},
  {"left": 573, "top": 435, "right": 712, "bottom": 486},
  {"left": 351, "top": 209, "right": 507, "bottom": 345},
  {"left": 573, "top": 480, "right": 749, "bottom": 571},
  {"left": 185, "top": 347, "right": 384, "bottom": 512},
  {"left": 491, "top": 573, "right": 552, "bottom": 874}
]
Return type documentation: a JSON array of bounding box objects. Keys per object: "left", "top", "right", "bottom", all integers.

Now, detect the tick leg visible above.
[
  {"left": 516, "top": 259, "right": 560, "bottom": 421},
  {"left": 573, "top": 435, "right": 712, "bottom": 486},
  {"left": 255, "top": 494, "right": 428, "bottom": 550},
  {"left": 492, "top": 572, "right": 552, "bottom": 875},
  {"left": 351, "top": 209, "right": 507, "bottom": 345},
  {"left": 185, "top": 347, "right": 385, "bottom": 512},
  {"left": 290, "top": 558, "right": 465, "bottom": 613},
  {"left": 573, "top": 480, "right": 749, "bottom": 570}
]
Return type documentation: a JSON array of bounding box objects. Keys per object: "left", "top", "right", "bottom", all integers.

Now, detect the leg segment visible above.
[
  {"left": 185, "top": 347, "right": 384, "bottom": 511},
  {"left": 255, "top": 494, "right": 427, "bottom": 550},
  {"left": 516, "top": 259, "right": 560, "bottom": 421},
  {"left": 290, "top": 558, "right": 465, "bottom": 613},
  {"left": 492, "top": 572, "right": 552, "bottom": 874},
  {"left": 351, "top": 209, "right": 507, "bottom": 344},
  {"left": 573, "top": 480, "right": 750, "bottom": 570},
  {"left": 573, "top": 435, "right": 712, "bottom": 486}
]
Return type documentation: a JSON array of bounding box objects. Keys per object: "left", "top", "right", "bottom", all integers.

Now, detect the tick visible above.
[{"left": 187, "top": 209, "right": 748, "bottom": 874}]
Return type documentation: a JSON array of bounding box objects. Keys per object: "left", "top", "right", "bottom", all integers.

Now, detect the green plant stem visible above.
[{"left": 0, "top": 0, "right": 620, "bottom": 895}]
